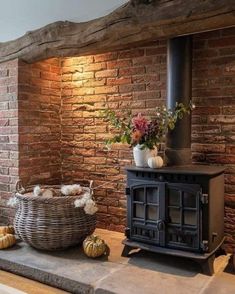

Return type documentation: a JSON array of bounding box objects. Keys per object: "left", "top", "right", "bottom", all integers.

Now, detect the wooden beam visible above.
[{"left": 0, "top": 0, "right": 234, "bottom": 63}]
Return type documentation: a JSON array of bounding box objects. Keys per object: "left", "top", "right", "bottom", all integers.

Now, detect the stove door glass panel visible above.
[
  {"left": 169, "top": 207, "right": 181, "bottom": 224},
  {"left": 130, "top": 184, "right": 164, "bottom": 246},
  {"left": 166, "top": 183, "right": 201, "bottom": 252},
  {"left": 184, "top": 210, "right": 197, "bottom": 226},
  {"left": 183, "top": 192, "right": 196, "bottom": 208},
  {"left": 147, "top": 205, "right": 159, "bottom": 221},
  {"left": 134, "top": 203, "right": 145, "bottom": 219},
  {"left": 146, "top": 187, "right": 159, "bottom": 204},
  {"left": 169, "top": 189, "right": 180, "bottom": 206},
  {"left": 134, "top": 188, "right": 145, "bottom": 202}
]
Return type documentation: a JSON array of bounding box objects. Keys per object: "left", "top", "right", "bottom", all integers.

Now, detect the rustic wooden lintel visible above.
[{"left": 0, "top": 0, "right": 234, "bottom": 63}]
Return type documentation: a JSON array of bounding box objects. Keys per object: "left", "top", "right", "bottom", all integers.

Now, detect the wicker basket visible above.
[{"left": 14, "top": 181, "right": 96, "bottom": 250}]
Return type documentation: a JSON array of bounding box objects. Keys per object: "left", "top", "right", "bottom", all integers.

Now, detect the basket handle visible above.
[
  {"left": 89, "top": 180, "right": 93, "bottom": 190},
  {"left": 89, "top": 180, "right": 94, "bottom": 196},
  {"left": 15, "top": 180, "right": 26, "bottom": 194}
]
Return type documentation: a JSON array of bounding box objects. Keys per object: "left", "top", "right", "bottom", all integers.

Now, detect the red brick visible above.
[
  {"left": 193, "top": 106, "right": 221, "bottom": 115},
  {"left": 107, "top": 93, "right": 132, "bottom": 102},
  {"left": 133, "top": 91, "right": 161, "bottom": 100},
  {"left": 0, "top": 69, "right": 9, "bottom": 78},
  {"left": 107, "top": 77, "right": 131, "bottom": 86},
  {"left": 119, "top": 84, "right": 145, "bottom": 93},
  {"left": 107, "top": 60, "right": 132, "bottom": 69},
  {"left": 194, "top": 49, "right": 218, "bottom": 59},
  {"left": 191, "top": 143, "right": 225, "bottom": 153},
  {"left": 95, "top": 86, "right": 118, "bottom": 94},
  {"left": 146, "top": 47, "right": 166, "bottom": 55},
  {"left": 73, "top": 87, "right": 94, "bottom": 95},
  {"left": 95, "top": 69, "right": 118, "bottom": 78},
  {"left": 133, "top": 56, "right": 163, "bottom": 66},
  {"left": 94, "top": 52, "right": 118, "bottom": 62},
  {"left": 132, "top": 74, "right": 159, "bottom": 84},
  {"left": 108, "top": 206, "right": 126, "bottom": 217},
  {"left": 73, "top": 71, "right": 94, "bottom": 81},
  {"left": 84, "top": 157, "right": 106, "bottom": 164},
  {"left": 208, "top": 37, "right": 235, "bottom": 48},
  {"left": 118, "top": 48, "right": 144, "bottom": 59},
  {"left": 84, "top": 62, "right": 107, "bottom": 72},
  {"left": 119, "top": 67, "right": 145, "bottom": 76},
  {"left": 62, "top": 66, "right": 83, "bottom": 74}
]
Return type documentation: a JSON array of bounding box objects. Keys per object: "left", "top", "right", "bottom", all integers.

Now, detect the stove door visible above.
[
  {"left": 166, "top": 183, "right": 201, "bottom": 252},
  {"left": 129, "top": 182, "right": 165, "bottom": 246}
]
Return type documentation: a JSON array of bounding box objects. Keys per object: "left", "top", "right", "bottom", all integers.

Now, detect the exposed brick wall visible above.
[
  {"left": 61, "top": 27, "right": 235, "bottom": 251},
  {"left": 192, "top": 28, "right": 235, "bottom": 252},
  {"left": 18, "top": 59, "right": 61, "bottom": 185},
  {"left": 61, "top": 42, "right": 166, "bottom": 231},
  {"left": 0, "top": 59, "right": 19, "bottom": 225},
  {"left": 0, "top": 27, "right": 235, "bottom": 251}
]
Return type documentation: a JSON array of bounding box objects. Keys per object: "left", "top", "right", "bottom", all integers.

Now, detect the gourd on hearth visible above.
[
  {"left": 83, "top": 235, "right": 109, "bottom": 258},
  {"left": 0, "top": 225, "right": 15, "bottom": 235},
  {"left": 0, "top": 234, "right": 16, "bottom": 249}
]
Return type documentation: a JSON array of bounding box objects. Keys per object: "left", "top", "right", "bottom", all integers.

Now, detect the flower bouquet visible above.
[{"left": 101, "top": 102, "right": 193, "bottom": 167}]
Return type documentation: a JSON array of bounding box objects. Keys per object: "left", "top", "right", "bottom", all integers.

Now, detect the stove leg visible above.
[
  {"left": 200, "top": 254, "right": 215, "bottom": 276},
  {"left": 121, "top": 245, "right": 134, "bottom": 257}
]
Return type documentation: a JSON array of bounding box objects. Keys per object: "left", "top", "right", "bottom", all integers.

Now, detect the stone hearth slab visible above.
[{"left": 0, "top": 229, "right": 233, "bottom": 294}]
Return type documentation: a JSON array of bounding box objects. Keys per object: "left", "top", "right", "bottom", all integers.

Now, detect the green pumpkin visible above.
[{"left": 83, "top": 235, "right": 109, "bottom": 258}]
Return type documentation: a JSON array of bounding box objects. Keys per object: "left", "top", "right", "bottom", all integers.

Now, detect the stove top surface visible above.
[{"left": 126, "top": 165, "right": 225, "bottom": 176}]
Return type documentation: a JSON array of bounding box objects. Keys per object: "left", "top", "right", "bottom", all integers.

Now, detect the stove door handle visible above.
[{"left": 157, "top": 220, "right": 165, "bottom": 231}]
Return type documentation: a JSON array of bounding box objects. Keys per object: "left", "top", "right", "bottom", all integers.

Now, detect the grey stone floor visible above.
[{"left": 0, "top": 229, "right": 234, "bottom": 294}]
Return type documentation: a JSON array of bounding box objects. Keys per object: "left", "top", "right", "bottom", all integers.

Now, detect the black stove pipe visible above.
[{"left": 165, "top": 36, "right": 192, "bottom": 166}]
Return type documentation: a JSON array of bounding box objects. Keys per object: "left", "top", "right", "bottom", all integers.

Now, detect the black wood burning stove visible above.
[
  {"left": 121, "top": 36, "right": 225, "bottom": 275},
  {"left": 122, "top": 165, "right": 225, "bottom": 275}
]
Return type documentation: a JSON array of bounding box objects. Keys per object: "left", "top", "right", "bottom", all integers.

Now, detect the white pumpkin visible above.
[{"left": 148, "top": 156, "right": 164, "bottom": 169}]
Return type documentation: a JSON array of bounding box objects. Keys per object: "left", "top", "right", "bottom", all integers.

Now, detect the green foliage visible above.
[{"left": 100, "top": 102, "right": 193, "bottom": 150}]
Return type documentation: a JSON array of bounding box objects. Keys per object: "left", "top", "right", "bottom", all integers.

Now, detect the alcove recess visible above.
[{"left": 0, "top": 0, "right": 234, "bottom": 252}]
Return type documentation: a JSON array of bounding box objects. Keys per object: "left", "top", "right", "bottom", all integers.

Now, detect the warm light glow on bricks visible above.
[{"left": 0, "top": 27, "right": 235, "bottom": 252}]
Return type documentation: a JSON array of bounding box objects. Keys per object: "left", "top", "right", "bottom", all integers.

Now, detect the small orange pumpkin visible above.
[
  {"left": 83, "top": 235, "right": 109, "bottom": 258},
  {"left": 0, "top": 225, "right": 15, "bottom": 235},
  {"left": 0, "top": 234, "right": 16, "bottom": 249}
]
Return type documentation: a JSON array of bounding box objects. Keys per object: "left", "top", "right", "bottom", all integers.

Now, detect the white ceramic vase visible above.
[{"left": 133, "top": 144, "right": 156, "bottom": 167}]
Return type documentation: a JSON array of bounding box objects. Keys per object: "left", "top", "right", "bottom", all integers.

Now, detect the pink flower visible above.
[{"left": 132, "top": 113, "right": 149, "bottom": 134}]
